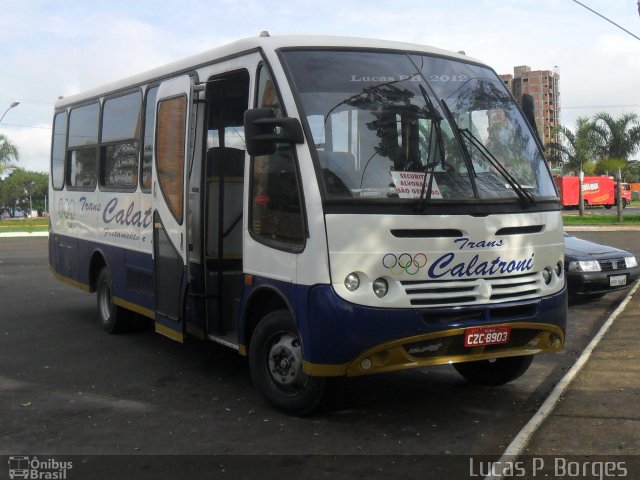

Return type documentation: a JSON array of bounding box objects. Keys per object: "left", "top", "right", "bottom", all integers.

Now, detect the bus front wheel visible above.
[
  {"left": 453, "top": 355, "right": 534, "bottom": 386},
  {"left": 249, "top": 310, "right": 325, "bottom": 415},
  {"left": 96, "top": 268, "right": 129, "bottom": 334}
]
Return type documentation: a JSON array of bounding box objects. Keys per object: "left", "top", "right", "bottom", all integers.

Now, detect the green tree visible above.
[
  {"left": 591, "top": 112, "right": 640, "bottom": 178},
  {"left": 546, "top": 117, "right": 597, "bottom": 175},
  {"left": 0, "top": 133, "right": 19, "bottom": 177},
  {"left": 0, "top": 168, "right": 48, "bottom": 217}
]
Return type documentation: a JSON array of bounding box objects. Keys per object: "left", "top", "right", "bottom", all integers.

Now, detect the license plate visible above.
[
  {"left": 610, "top": 275, "right": 627, "bottom": 287},
  {"left": 464, "top": 326, "right": 511, "bottom": 347}
]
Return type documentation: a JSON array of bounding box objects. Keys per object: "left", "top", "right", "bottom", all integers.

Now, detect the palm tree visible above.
[
  {"left": 0, "top": 133, "right": 19, "bottom": 177},
  {"left": 546, "top": 116, "right": 597, "bottom": 175},
  {"left": 591, "top": 112, "right": 640, "bottom": 176}
]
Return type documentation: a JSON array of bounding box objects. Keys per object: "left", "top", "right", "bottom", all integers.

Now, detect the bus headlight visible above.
[
  {"left": 344, "top": 273, "right": 360, "bottom": 292},
  {"left": 542, "top": 267, "right": 553, "bottom": 285},
  {"left": 372, "top": 278, "right": 388, "bottom": 298}
]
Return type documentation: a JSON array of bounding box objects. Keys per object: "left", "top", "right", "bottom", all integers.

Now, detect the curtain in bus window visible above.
[
  {"left": 142, "top": 87, "right": 159, "bottom": 191},
  {"left": 156, "top": 96, "right": 186, "bottom": 224}
]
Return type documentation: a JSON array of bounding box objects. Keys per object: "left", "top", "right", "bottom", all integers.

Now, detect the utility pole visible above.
[{"left": 578, "top": 169, "right": 585, "bottom": 216}]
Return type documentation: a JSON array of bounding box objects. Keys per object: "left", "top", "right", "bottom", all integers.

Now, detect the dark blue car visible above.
[{"left": 565, "top": 233, "right": 639, "bottom": 299}]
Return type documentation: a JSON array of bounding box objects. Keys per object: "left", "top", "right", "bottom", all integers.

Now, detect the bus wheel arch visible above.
[
  {"left": 88, "top": 251, "right": 107, "bottom": 293},
  {"left": 242, "top": 287, "right": 291, "bottom": 352}
]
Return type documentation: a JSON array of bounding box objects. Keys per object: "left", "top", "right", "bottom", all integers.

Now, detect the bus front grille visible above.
[{"left": 402, "top": 272, "right": 542, "bottom": 307}]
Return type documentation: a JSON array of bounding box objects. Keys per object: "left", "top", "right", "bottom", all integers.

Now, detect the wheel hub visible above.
[{"left": 268, "top": 334, "right": 304, "bottom": 386}]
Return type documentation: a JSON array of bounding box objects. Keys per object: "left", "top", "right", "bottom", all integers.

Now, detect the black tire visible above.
[
  {"left": 96, "top": 268, "right": 129, "bottom": 334},
  {"left": 249, "top": 310, "right": 326, "bottom": 415},
  {"left": 622, "top": 198, "right": 628, "bottom": 209},
  {"left": 453, "top": 355, "right": 534, "bottom": 386}
]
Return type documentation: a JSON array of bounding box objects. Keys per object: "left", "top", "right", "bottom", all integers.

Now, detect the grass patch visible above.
[
  {"left": 562, "top": 213, "right": 640, "bottom": 225},
  {"left": 0, "top": 218, "right": 49, "bottom": 232}
]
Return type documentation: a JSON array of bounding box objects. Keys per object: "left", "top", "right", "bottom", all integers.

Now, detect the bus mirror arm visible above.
[{"left": 244, "top": 108, "right": 304, "bottom": 156}]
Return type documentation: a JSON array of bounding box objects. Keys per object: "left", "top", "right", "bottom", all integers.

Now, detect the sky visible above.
[{"left": 1, "top": 0, "right": 639, "bottom": 173}]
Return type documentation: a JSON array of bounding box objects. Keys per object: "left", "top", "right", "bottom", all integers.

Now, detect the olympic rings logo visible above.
[
  {"left": 382, "top": 253, "right": 427, "bottom": 275},
  {"left": 57, "top": 198, "right": 76, "bottom": 220}
]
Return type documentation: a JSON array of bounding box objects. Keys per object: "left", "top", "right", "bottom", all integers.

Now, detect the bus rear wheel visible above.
[
  {"left": 453, "top": 355, "right": 534, "bottom": 386},
  {"left": 96, "top": 268, "right": 129, "bottom": 334},
  {"left": 249, "top": 310, "right": 325, "bottom": 415}
]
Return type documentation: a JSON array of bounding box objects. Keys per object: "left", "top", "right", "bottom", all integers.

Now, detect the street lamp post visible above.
[{"left": 0, "top": 101, "right": 20, "bottom": 123}]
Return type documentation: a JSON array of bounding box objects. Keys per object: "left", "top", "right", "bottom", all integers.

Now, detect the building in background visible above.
[{"left": 500, "top": 65, "right": 560, "bottom": 146}]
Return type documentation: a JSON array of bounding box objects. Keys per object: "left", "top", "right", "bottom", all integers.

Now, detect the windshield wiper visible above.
[
  {"left": 440, "top": 100, "right": 536, "bottom": 208},
  {"left": 414, "top": 84, "right": 446, "bottom": 211}
]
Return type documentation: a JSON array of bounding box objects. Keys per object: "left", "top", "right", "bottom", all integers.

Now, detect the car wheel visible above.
[
  {"left": 453, "top": 355, "right": 534, "bottom": 386},
  {"left": 249, "top": 310, "right": 325, "bottom": 415},
  {"left": 96, "top": 268, "right": 130, "bottom": 334}
]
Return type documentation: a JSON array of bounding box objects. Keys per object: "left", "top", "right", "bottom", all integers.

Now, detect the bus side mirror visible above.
[
  {"left": 244, "top": 108, "right": 304, "bottom": 156},
  {"left": 521, "top": 93, "right": 544, "bottom": 149}
]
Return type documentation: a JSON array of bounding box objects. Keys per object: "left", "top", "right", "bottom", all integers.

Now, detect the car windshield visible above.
[{"left": 282, "top": 50, "right": 557, "bottom": 203}]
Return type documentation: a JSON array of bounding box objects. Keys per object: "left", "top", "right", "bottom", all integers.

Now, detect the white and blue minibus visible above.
[{"left": 49, "top": 34, "right": 566, "bottom": 414}]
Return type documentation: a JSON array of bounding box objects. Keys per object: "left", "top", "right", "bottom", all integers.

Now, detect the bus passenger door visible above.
[
  {"left": 203, "top": 69, "right": 250, "bottom": 339},
  {"left": 152, "top": 75, "right": 193, "bottom": 342}
]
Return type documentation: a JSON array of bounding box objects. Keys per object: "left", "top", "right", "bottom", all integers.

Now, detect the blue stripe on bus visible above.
[{"left": 49, "top": 233, "right": 154, "bottom": 311}]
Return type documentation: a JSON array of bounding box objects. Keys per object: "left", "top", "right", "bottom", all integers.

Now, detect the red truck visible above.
[
  {"left": 618, "top": 182, "right": 632, "bottom": 208},
  {"left": 555, "top": 176, "right": 615, "bottom": 208}
]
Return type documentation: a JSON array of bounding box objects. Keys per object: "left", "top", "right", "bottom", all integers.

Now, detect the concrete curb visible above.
[
  {"left": 0, "top": 231, "right": 49, "bottom": 238},
  {"left": 564, "top": 225, "right": 640, "bottom": 231}
]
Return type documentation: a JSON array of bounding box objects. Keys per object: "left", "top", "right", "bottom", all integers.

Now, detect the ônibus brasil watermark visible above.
[{"left": 7, "top": 456, "right": 72, "bottom": 480}]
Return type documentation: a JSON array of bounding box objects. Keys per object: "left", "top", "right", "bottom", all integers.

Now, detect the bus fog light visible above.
[
  {"left": 360, "top": 358, "right": 372, "bottom": 370},
  {"left": 555, "top": 261, "right": 563, "bottom": 277},
  {"left": 344, "top": 273, "right": 360, "bottom": 291},
  {"left": 549, "top": 333, "right": 562, "bottom": 348},
  {"left": 542, "top": 267, "right": 552, "bottom": 285},
  {"left": 372, "top": 278, "right": 388, "bottom": 298}
]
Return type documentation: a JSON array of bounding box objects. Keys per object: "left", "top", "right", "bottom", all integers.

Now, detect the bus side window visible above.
[
  {"left": 51, "top": 111, "right": 67, "bottom": 190},
  {"left": 67, "top": 102, "right": 99, "bottom": 190},
  {"left": 250, "top": 66, "right": 305, "bottom": 249}
]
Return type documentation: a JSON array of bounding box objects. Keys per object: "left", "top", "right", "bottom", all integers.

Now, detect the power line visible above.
[
  {"left": 0, "top": 123, "right": 52, "bottom": 130},
  {"left": 571, "top": 0, "right": 640, "bottom": 41},
  {"left": 563, "top": 104, "right": 640, "bottom": 109}
]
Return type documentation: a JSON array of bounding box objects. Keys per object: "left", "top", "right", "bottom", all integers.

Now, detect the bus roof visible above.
[{"left": 54, "top": 34, "right": 483, "bottom": 109}]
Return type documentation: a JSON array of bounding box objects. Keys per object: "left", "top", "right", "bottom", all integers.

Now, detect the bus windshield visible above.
[{"left": 282, "top": 50, "right": 557, "bottom": 203}]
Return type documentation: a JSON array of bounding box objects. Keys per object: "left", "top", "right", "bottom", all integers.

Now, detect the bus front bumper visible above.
[{"left": 300, "top": 285, "right": 567, "bottom": 377}]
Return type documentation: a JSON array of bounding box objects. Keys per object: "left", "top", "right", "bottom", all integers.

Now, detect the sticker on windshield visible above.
[{"left": 390, "top": 171, "right": 442, "bottom": 199}]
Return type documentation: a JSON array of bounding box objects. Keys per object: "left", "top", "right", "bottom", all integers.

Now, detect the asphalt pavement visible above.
[{"left": 2, "top": 228, "right": 639, "bottom": 480}]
